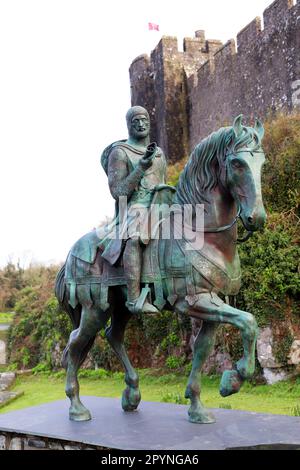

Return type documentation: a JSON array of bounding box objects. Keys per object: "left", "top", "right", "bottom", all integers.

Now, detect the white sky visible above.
[{"left": 0, "top": 0, "right": 273, "bottom": 267}]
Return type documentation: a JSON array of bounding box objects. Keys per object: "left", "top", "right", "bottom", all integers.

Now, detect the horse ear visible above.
[
  {"left": 254, "top": 118, "right": 265, "bottom": 141},
  {"left": 233, "top": 115, "right": 243, "bottom": 138}
]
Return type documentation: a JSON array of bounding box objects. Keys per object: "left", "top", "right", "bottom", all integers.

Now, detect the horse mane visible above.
[{"left": 176, "top": 125, "right": 262, "bottom": 205}]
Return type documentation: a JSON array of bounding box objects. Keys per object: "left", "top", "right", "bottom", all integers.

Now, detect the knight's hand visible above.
[
  {"left": 139, "top": 154, "right": 153, "bottom": 170},
  {"left": 139, "top": 142, "right": 157, "bottom": 170}
]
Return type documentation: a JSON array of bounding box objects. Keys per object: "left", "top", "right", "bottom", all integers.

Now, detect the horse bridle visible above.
[
  {"left": 173, "top": 204, "right": 252, "bottom": 243},
  {"left": 162, "top": 148, "right": 262, "bottom": 243},
  {"left": 203, "top": 149, "right": 265, "bottom": 242},
  {"left": 203, "top": 206, "right": 253, "bottom": 243}
]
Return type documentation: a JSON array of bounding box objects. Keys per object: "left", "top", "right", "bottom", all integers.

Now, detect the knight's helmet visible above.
[{"left": 101, "top": 106, "right": 150, "bottom": 174}]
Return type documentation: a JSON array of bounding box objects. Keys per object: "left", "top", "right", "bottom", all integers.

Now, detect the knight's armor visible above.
[{"left": 100, "top": 142, "right": 167, "bottom": 264}]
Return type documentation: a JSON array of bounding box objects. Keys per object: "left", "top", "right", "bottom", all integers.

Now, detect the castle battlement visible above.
[
  {"left": 129, "top": 0, "right": 300, "bottom": 162},
  {"left": 193, "top": 0, "right": 299, "bottom": 83},
  {"left": 236, "top": 17, "right": 262, "bottom": 51},
  {"left": 263, "top": 0, "right": 295, "bottom": 31}
]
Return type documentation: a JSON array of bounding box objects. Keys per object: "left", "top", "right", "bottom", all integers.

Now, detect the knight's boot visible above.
[
  {"left": 125, "top": 280, "right": 159, "bottom": 315},
  {"left": 124, "top": 239, "right": 159, "bottom": 315}
]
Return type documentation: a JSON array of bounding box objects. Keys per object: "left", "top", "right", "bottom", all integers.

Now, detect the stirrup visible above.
[{"left": 126, "top": 285, "right": 151, "bottom": 315}]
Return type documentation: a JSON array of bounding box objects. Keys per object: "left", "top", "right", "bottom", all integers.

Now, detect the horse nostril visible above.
[{"left": 247, "top": 216, "right": 253, "bottom": 224}]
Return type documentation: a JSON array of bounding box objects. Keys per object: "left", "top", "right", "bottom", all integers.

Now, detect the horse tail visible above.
[
  {"left": 55, "top": 264, "right": 87, "bottom": 368},
  {"left": 55, "top": 264, "right": 66, "bottom": 305},
  {"left": 55, "top": 263, "right": 82, "bottom": 330}
]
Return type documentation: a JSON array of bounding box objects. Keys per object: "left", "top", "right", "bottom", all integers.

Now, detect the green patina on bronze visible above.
[{"left": 55, "top": 109, "right": 266, "bottom": 424}]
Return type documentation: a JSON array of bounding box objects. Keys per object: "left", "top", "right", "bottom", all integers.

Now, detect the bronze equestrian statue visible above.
[{"left": 55, "top": 108, "right": 266, "bottom": 424}]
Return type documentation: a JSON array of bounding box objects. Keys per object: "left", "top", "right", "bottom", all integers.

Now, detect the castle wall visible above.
[
  {"left": 129, "top": 34, "right": 221, "bottom": 162},
  {"left": 129, "top": 54, "right": 157, "bottom": 142},
  {"left": 129, "top": 0, "right": 300, "bottom": 161},
  {"left": 188, "top": 0, "right": 300, "bottom": 149}
]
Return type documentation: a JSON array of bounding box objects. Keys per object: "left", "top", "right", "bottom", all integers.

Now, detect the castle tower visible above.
[
  {"left": 129, "top": 0, "right": 300, "bottom": 162},
  {"left": 129, "top": 32, "right": 222, "bottom": 163}
]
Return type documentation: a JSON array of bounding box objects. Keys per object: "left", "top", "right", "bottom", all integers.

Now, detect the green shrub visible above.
[
  {"left": 32, "top": 363, "right": 52, "bottom": 375},
  {"left": 78, "top": 368, "right": 109, "bottom": 379},
  {"left": 165, "top": 355, "right": 185, "bottom": 370},
  {"left": 219, "top": 402, "right": 232, "bottom": 409},
  {"left": 8, "top": 290, "right": 71, "bottom": 369},
  {"left": 160, "top": 332, "right": 181, "bottom": 351},
  {"left": 162, "top": 392, "right": 188, "bottom": 405},
  {"left": 291, "top": 405, "right": 300, "bottom": 417},
  {"left": 237, "top": 212, "right": 300, "bottom": 326},
  {"left": 262, "top": 113, "right": 300, "bottom": 213}
]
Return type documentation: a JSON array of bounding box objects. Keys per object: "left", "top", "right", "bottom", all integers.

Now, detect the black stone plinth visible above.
[{"left": 0, "top": 397, "right": 300, "bottom": 450}]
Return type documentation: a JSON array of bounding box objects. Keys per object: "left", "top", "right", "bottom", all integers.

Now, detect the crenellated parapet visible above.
[
  {"left": 129, "top": 0, "right": 300, "bottom": 161},
  {"left": 236, "top": 17, "right": 262, "bottom": 52},
  {"left": 263, "top": 0, "right": 295, "bottom": 31},
  {"left": 190, "top": 0, "right": 298, "bottom": 86},
  {"left": 187, "top": 0, "right": 300, "bottom": 147},
  {"left": 129, "top": 31, "right": 223, "bottom": 161}
]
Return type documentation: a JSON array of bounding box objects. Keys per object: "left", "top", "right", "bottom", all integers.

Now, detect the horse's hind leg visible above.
[
  {"left": 65, "top": 306, "right": 107, "bottom": 421},
  {"left": 105, "top": 307, "right": 141, "bottom": 412},
  {"left": 185, "top": 321, "right": 218, "bottom": 424}
]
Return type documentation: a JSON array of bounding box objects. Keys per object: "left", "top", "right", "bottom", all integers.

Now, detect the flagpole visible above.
[{"left": 147, "top": 22, "right": 160, "bottom": 54}]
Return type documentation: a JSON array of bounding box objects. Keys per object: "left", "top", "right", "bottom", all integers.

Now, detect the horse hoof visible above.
[
  {"left": 69, "top": 407, "right": 91, "bottom": 421},
  {"left": 188, "top": 408, "right": 216, "bottom": 424},
  {"left": 220, "top": 370, "right": 243, "bottom": 397},
  {"left": 122, "top": 387, "right": 141, "bottom": 412},
  {"left": 236, "top": 358, "right": 255, "bottom": 380}
]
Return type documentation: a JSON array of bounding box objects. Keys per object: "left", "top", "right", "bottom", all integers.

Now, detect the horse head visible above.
[
  {"left": 225, "top": 115, "right": 267, "bottom": 232},
  {"left": 176, "top": 115, "right": 267, "bottom": 235}
]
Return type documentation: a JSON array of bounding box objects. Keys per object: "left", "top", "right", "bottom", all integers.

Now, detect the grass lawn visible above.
[
  {"left": 0, "top": 312, "right": 14, "bottom": 324},
  {"left": 0, "top": 369, "right": 300, "bottom": 416}
]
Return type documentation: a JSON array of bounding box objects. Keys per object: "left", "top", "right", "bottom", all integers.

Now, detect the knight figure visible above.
[{"left": 100, "top": 106, "right": 169, "bottom": 315}]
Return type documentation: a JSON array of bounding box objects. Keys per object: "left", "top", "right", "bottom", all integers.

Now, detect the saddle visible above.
[
  {"left": 65, "top": 187, "right": 175, "bottom": 310},
  {"left": 65, "top": 185, "right": 241, "bottom": 311}
]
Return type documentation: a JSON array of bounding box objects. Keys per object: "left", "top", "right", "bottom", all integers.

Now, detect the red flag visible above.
[{"left": 148, "top": 22, "right": 159, "bottom": 31}]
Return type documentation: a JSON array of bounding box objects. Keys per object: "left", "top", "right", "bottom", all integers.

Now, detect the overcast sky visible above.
[{"left": 0, "top": 0, "right": 273, "bottom": 267}]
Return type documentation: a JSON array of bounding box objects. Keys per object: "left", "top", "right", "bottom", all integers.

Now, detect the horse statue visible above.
[{"left": 55, "top": 115, "right": 266, "bottom": 424}]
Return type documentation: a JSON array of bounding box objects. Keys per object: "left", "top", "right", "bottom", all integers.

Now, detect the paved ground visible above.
[{"left": 0, "top": 396, "right": 300, "bottom": 450}]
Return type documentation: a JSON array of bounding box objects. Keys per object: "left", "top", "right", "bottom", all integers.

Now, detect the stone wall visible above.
[
  {"left": 0, "top": 327, "right": 9, "bottom": 366},
  {"left": 129, "top": 31, "right": 222, "bottom": 162},
  {"left": 0, "top": 433, "right": 105, "bottom": 450},
  {"left": 129, "top": 0, "right": 300, "bottom": 161},
  {"left": 0, "top": 340, "right": 6, "bottom": 365}
]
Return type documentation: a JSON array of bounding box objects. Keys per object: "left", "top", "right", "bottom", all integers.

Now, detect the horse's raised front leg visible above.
[
  {"left": 105, "top": 306, "right": 141, "bottom": 412},
  {"left": 185, "top": 320, "right": 219, "bottom": 424},
  {"left": 65, "top": 306, "right": 107, "bottom": 421},
  {"left": 189, "top": 292, "right": 258, "bottom": 397}
]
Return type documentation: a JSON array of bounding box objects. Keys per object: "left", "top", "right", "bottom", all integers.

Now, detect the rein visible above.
[
  {"left": 204, "top": 206, "right": 241, "bottom": 233},
  {"left": 203, "top": 206, "right": 253, "bottom": 243},
  {"left": 171, "top": 205, "right": 253, "bottom": 243}
]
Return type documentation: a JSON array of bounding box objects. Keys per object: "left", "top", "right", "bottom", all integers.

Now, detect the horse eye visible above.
[{"left": 231, "top": 159, "right": 243, "bottom": 169}]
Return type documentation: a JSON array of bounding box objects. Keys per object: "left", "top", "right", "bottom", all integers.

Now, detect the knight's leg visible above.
[
  {"left": 123, "top": 238, "right": 142, "bottom": 305},
  {"left": 123, "top": 238, "right": 158, "bottom": 314},
  {"left": 185, "top": 321, "right": 219, "bottom": 423},
  {"left": 105, "top": 305, "right": 141, "bottom": 411},
  {"left": 65, "top": 306, "right": 104, "bottom": 421},
  {"left": 190, "top": 293, "right": 258, "bottom": 397}
]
